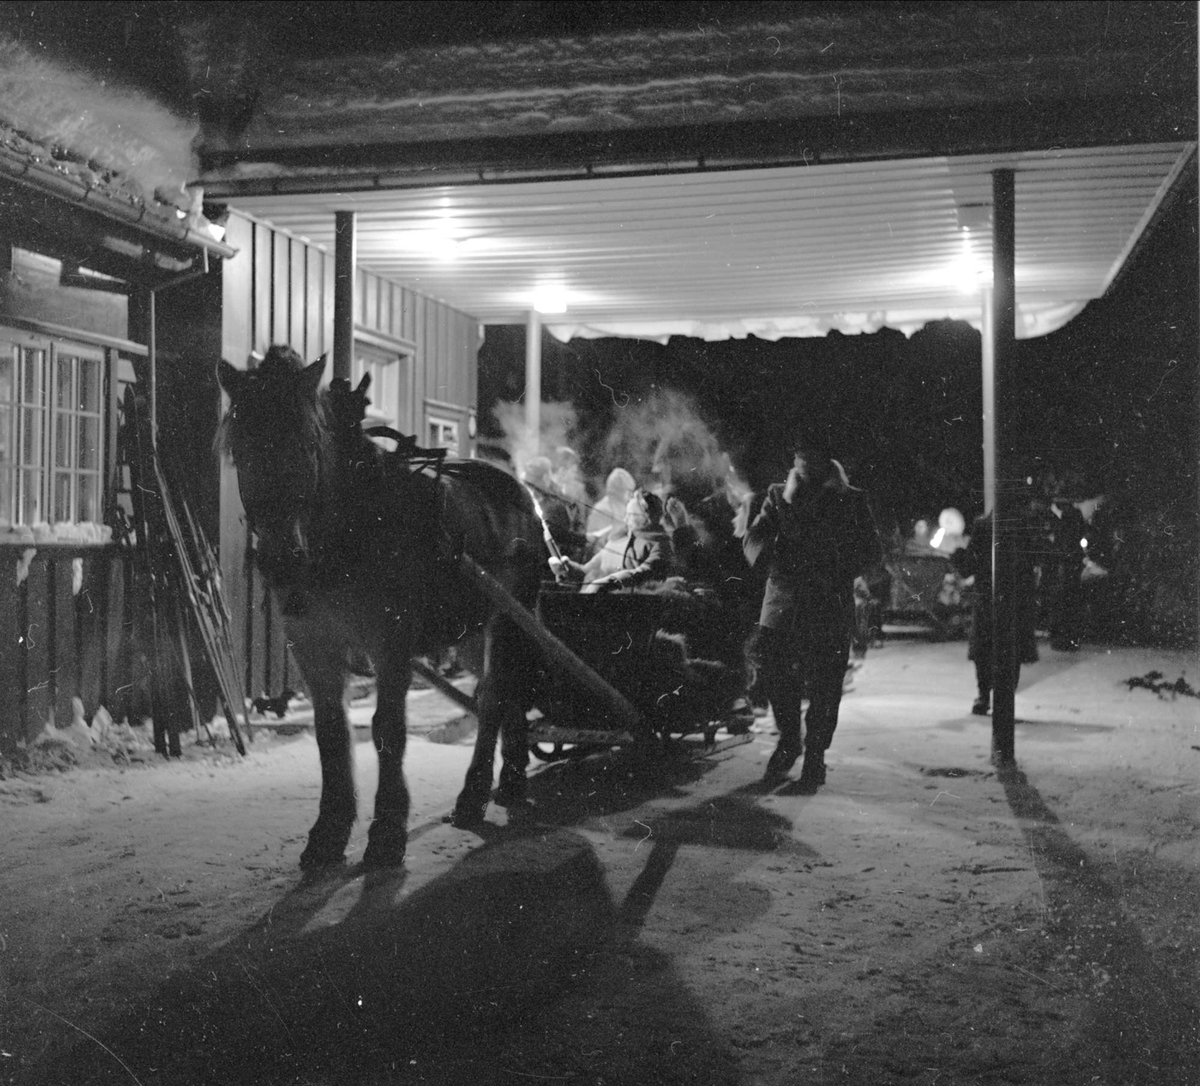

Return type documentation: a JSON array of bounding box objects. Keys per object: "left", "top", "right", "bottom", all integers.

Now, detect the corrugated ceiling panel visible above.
[{"left": 229, "top": 143, "right": 1193, "bottom": 338}]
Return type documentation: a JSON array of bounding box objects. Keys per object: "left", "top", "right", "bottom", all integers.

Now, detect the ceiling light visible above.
[
  {"left": 950, "top": 234, "right": 991, "bottom": 294},
  {"left": 532, "top": 285, "right": 569, "bottom": 313}
]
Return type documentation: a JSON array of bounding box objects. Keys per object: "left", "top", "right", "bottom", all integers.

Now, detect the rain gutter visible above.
[{"left": 0, "top": 143, "right": 238, "bottom": 263}]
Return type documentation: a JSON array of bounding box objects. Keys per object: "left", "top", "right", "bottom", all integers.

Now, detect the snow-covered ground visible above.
[{"left": 2, "top": 637, "right": 1198, "bottom": 1085}]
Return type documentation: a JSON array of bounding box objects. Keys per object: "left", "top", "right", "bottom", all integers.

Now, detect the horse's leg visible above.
[
  {"left": 493, "top": 616, "right": 533, "bottom": 808},
  {"left": 363, "top": 656, "right": 412, "bottom": 868},
  {"left": 451, "top": 616, "right": 530, "bottom": 826},
  {"left": 451, "top": 662, "right": 499, "bottom": 828},
  {"left": 290, "top": 622, "right": 356, "bottom": 868}
]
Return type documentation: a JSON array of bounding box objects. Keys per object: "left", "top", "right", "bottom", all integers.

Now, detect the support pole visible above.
[
  {"left": 525, "top": 308, "right": 542, "bottom": 456},
  {"left": 990, "top": 168, "right": 1017, "bottom": 767},
  {"left": 980, "top": 286, "right": 996, "bottom": 515},
  {"left": 333, "top": 211, "right": 357, "bottom": 382}
]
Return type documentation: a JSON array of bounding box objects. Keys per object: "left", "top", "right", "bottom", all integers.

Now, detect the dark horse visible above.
[{"left": 217, "top": 346, "right": 546, "bottom": 868}]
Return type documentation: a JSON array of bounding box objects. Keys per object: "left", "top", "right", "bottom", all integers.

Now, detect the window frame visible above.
[
  {"left": 0, "top": 328, "right": 109, "bottom": 529},
  {"left": 352, "top": 328, "right": 415, "bottom": 434}
]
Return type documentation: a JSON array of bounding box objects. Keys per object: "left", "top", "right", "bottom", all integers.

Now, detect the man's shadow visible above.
[{"left": 997, "top": 763, "right": 1200, "bottom": 1083}]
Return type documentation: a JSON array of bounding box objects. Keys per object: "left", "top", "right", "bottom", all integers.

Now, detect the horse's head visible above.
[{"left": 217, "top": 347, "right": 330, "bottom": 584}]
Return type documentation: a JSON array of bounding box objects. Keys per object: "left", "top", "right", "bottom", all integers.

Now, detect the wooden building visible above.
[{"left": 0, "top": 150, "right": 483, "bottom": 760}]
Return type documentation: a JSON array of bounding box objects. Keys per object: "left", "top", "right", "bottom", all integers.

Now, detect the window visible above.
[
  {"left": 0, "top": 331, "right": 106, "bottom": 528},
  {"left": 427, "top": 416, "right": 459, "bottom": 457},
  {"left": 353, "top": 340, "right": 411, "bottom": 431}
]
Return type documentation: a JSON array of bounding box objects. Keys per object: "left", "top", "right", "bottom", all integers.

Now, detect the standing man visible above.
[
  {"left": 1045, "top": 491, "right": 1087, "bottom": 651},
  {"left": 953, "top": 499, "right": 1042, "bottom": 716},
  {"left": 743, "top": 430, "right": 881, "bottom": 788}
]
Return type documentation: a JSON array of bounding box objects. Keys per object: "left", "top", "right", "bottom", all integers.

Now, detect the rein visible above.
[{"left": 363, "top": 425, "right": 448, "bottom": 476}]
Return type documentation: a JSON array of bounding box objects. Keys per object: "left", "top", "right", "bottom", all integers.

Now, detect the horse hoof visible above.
[
  {"left": 361, "top": 844, "right": 406, "bottom": 869},
  {"left": 449, "top": 803, "right": 487, "bottom": 829},
  {"left": 299, "top": 847, "right": 346, "bottom": 869},
  {"left": 502, "top": 799, "right": 536, "bottom": 824},
  {"left": 492, "top": 787, "right": 527, "bottom": 809}
]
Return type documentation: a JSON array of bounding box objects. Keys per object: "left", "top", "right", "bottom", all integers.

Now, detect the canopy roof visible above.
[{"left": 228, "top": 141, "right": 1192, "bottom": 342}]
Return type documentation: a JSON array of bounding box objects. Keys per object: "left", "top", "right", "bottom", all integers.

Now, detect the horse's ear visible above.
[
  {"left": 217, "top": 359, "right": 245, "bottom": 398},
  {"left": 301, "top": 355, "right": 326, "bottom": 397},
  {"left": 355, "top": 372, "right": 371, "bottom": 395}
]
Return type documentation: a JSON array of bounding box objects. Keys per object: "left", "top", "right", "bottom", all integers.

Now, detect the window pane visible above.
[
  {"left": 78, "top": 473, "right": 99, "bottom": 523},
  {"left": 78, "top": 415, "right": 100, "bottom": 470},
  {"left": 0, "top": 466, "right": 11, "bottom": 526},
  {"left": 21, "top": 468, "right": 40, "bottom": 523},
  {"left": 77, "top": 358, "right": 101, "bottom": 412},
  {"left": 21, "top": 349, "right": 44, "bottom": 405},
  {"left": 54, "top": 471, "right": 72, "bottom": 522},
  {"left": 55, "top": 411, "right": 72, "bottom": 468},
  {"left": 0, "top": 401, "right": 11, "bottom": 461},
  {"left": 0, "top": 347, "right": 13, "bottom": 403},
  {"left": 21, "top": 406, "right": 41, "bottom": 464},
  {"left": 56, "top": 355, "right": 74, "bottom": 409}
]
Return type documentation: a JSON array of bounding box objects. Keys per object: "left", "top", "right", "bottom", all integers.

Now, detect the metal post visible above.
[
  {"left": 990, "top": 168, "right": 1017, "bottom": 766},
  {"left": 980, "top": 286, "right": 996, "bottom": 515},
  {"left": 525, "top": 308, "right": 542, "bottom": 456},
  {"left": 333, "top": 211, "right": 357, "bottom": 382}
]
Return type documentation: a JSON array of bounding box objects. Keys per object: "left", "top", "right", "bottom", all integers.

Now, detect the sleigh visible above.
[
  {"left": 522, "top": 583, "right": 755, "bottom": 761},
  {"left": 883, "top": 547, "right": 969, "bottom": 639}
]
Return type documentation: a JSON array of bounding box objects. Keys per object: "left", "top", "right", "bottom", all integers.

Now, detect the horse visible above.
[{"left": 216, "top": 345, "right": 547, "bottom": 868}]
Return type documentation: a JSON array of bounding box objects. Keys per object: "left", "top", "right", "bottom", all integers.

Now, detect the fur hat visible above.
[{"left": 630, "top": 488, "right": 663, "bottom": 526}]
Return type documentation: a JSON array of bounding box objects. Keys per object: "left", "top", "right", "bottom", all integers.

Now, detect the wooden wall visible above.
[
  {"left": 216, "top": 210, "right": 482, "bottom": 704},
  {"left": 354, "top": 264, "right": 480, "bottom": 440},
  {"left": 0, "top": 547, "right": 120, "bottom": 750}
]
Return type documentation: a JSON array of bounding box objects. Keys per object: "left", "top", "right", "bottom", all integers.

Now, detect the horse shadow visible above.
[{"left": 27, "top": 821, "right": 740, "bottom": 1086}]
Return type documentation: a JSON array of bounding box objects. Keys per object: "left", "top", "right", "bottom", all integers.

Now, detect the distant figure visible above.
[
  {"left": 733, "top": 489, "right": 771, "bottom": 715},
  {"left": 1045, "top": 496, "right": 1087, "bottom": 651},
  {"left": 586, "top": 467, "right": 635, "bottom": 547},
  {"left": 522, "top": 455, "right": 588, "bottom": 561},
  {"left": 930, "top": 507, "right": 967, "bottom": 554},
  {"left": 905, "top": 518, "right": 935, "bottom": 555},
  {"left": 743, "top": 430, "right": 881, "bottom": 788},
  {"left": 953, "top": 505, "right": 1041, "bottom": 715},
  {"left": 551, "top": 446, "right": 589, "bottom": 553}
]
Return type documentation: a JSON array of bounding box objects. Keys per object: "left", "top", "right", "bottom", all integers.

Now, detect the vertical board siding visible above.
[
  {"left": 253, "top": 222, "right": 272, "bottom": 356},
  {"left": 52, "top": 558, "right": 77, "bottom": 728},
  {"left": 272, "top": 233, "right": 290, "bottom": 347},
  {"left": 323, "top": 252, "right": 335, "bottom": 366},
  {"left": 363, "top": 273, "right": 379, "bottom": 332},
  {"left": 24, "top": 557, "right": 52, "bottom": 736},
  {"left": 0, "top": 551, "right": 21, "bottom": 750},
  {"left": 0, "top": 548, "right": 120, "bottom": 754},
  {"left": 290, "top": 237, "right": 307, "bottom": 355},
  {"left": 305, "top": 247, "right": 324, "bottom": 364}
]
